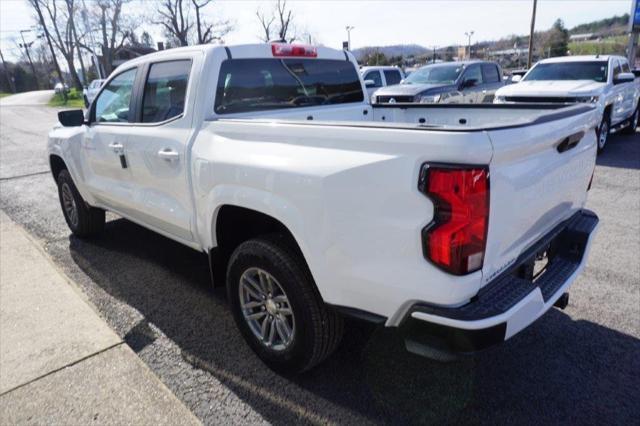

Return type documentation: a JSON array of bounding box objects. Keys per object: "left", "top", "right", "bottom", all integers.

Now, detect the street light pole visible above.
[
  {"left": 527, "top": 0, "right": 538, "bottom": 69},
  {"left": 345, "top": 26, "right": 355, "bottom": 51},
  {"left": 465, "top": 31, "right": 474, "bottom": 59},
  {"left": 20, "top": 29, "right": 40, "bottom": 90}
]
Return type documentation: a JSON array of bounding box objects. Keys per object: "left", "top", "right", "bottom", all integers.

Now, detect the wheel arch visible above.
[
  {"left": 209, "top": 204, "right": 317, "bottom": 292},
  {"left": 49, "top": 154, "right": 68, "bottom": 182}
]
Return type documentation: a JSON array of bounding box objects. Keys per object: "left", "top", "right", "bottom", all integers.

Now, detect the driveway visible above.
[{"left": 0, "top": 90, "right": 54, "bottom": 106}]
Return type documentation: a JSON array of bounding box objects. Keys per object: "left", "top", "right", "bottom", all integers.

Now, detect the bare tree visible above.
[
  {"left": 256, "top": 7, "right": 275, "bottom": 42},
  {"left": 256, "top": 0, "right": 296, "bottom": 43},
  {"left": 77, "top": 0, "right": 133, "bottom": 75},
  {"left": 275, "top": 0, "right": 295, "bottom": 42},
  {"left": 65, "top": 0, "right": 87, "bottom": 84},
  {"left": 155, "top": 0, "right": 231, "bottom": 46},
  {"left": 156, "top": 0, "right": 192, "bottom": 46},
  {"left": 34, "top": 0, "right": 83, "bottom": 89},
  {"left": 0, "top": 48, "right": 17, "bottom": 93},
  {"left": 192, "top": 0, "right": 231, "bottom": 44},
  {"left": 31, "top": 0, "right": 68, "bottom": 91}
]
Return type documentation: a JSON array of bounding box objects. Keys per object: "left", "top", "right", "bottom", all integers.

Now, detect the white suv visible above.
[{"left": 360, "top": 66, "right": 405, "bottom": 99}]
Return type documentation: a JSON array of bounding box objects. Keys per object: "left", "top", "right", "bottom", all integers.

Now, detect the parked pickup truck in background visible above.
[
  {"left": 495, "top": 55, "right": 640, "bottom": 153},
  {"left": 49, "top": 43, "right": 600, "bottom": 373},
  {"left": 360, "top": 65, "right": 405, "bottom": 100},
  {"left": 372, "top": 60, "right": 504, "bottom": 104}
]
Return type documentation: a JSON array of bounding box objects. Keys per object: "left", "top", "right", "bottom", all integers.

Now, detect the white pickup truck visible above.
[
  {"left": 48, "top": 43, "right": 600, "bottom": 372},
  {"left": 495, "top": 55, "right": 640, "bottom": 152}
]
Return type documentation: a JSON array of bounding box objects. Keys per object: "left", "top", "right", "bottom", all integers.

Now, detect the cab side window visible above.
[
  {"left": 384, "top": 70, "right": 402, "bottom": 85},
  {"left": 462, "top": 65, "right": 483, "bottom": 86},
  {"left": 621, "top": 59, "right": 631, "bottom": 74},
  {"left": 94, "top": 68, "right": 137, "bottom": 123},
  {"left": 481, "top": 64, "right": 500, "bottom": 83},
  {"left": 141, "top": 60, "right": 191, "bottom": 123},
  {"left": 364, "top": 71, "right": 382, "bottom": 88},
  {"left": 613, "top": 60, "right": 622, "bottom": 79}
]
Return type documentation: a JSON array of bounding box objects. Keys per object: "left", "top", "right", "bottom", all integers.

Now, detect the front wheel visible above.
[
  {"left": 57, "top": 169, "right": 105, "bottom": 237},
  {"left": 227, "top": 235, "right": 343, "bottom": 373},
  {"left": 597, "top": 113, "right": 610, "bottom": 154}
]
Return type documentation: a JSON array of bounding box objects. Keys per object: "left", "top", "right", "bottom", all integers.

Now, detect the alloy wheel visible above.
[
  {"left": 598, "top": 120, "right": 609, "bottom": 150},
  {"left": 239, "top": 267, "right": 295, "bottom": 351},
  {"left": 61, "top": 183, "right": 78, "bottom": 227}
]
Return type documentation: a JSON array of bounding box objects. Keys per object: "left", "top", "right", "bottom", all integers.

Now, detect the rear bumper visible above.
[{"left": 400, "top": 209, "right": 599, "bottom": 356}]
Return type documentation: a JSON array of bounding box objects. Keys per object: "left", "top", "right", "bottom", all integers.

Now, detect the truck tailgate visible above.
[{"left": 481, "top": 106, "right": 599, "bottom": 286}]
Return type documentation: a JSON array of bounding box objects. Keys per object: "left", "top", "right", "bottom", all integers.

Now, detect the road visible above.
[{"left": 1, "top": 96, "right": 638, "bottom": 424}]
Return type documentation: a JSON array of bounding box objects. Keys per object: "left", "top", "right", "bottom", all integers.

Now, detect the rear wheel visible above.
[
  {"left": 227, "top": 235, "right": 343, "bottom": 373},
  {"left": 622, "top": 103, "right": 639, "bottom": 134},
  {"left": 57, "top": 169, "right": 105, "bottom": 237},
  {"left": 597, "top": 112, "right": 610, "bottom": 154}
]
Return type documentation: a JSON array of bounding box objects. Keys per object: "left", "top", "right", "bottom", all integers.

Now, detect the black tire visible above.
[
  {"left": 227, "top": 235, "right": 343, "bottom": 373},
  {"left": 596, "top": 111, "right": 611, "bottom": 154},
  {"left": 622, "top": 103, "right": 639, "bottom": 135},
  {"left": 57, "top": 169, "right": 105, "bottom": 237}
]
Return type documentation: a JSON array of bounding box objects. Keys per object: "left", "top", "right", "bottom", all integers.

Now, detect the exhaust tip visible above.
[{"left": 554, "top": 293, "right": 569, "bottom": 310}]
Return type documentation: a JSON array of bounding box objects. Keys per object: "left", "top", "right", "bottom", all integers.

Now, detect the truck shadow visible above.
[
  {"left": 66, "top": 218, "right": 639, "bottom": 425},
  {"left": 595, "top": 130, "right": 640, "bottom": 170}
]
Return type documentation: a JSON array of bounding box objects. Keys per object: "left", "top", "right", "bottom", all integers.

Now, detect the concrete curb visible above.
[{"left": 0, "top": 211, "right": 201, "bottom": 425}]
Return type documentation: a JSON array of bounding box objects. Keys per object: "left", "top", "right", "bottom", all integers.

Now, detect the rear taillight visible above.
[
  {"left": 419, "top": 164, "right": 490, "bottom": 275},
  {"left": 271, "top": 43, "right": 317, "bottom": 57}
]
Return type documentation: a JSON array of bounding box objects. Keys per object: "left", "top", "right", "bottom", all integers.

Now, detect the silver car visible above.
[{"left": 372, "top": 61, "right": 504, "bottom": 104}]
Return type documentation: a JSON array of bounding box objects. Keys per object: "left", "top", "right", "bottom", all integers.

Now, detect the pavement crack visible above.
[
  {"left": 0, "top": 342, "right": 124, "bottom": 397},
  {"left": 0, "top": 170, "right": 50, "bottom": 182}
]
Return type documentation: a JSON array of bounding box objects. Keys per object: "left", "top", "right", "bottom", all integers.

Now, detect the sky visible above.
[{"left": 0, "top": 0, "right": 633, "bottom": 61}]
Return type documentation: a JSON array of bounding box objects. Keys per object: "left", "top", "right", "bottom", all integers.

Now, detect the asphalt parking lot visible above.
[{"left": 1, "top": 98, "right": 638, "bottom": 425}]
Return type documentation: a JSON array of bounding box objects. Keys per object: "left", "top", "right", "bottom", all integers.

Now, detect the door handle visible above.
[
  {"left": 108, "top": 142, "right": 124, "bottom": 153},
  {"left": 157, "top": 149, "right": 180, "bottom": 161},
  {"left": 556, "top": 131, "right": 584, "bottom": 153}
]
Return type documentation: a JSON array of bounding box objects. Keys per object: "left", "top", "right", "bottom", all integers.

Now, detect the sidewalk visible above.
[{"left": 0, "top": 212, "right": 200, "bottom": 425}]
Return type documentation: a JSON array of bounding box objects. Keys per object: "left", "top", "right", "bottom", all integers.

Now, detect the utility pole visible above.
[
  {"left": 0, "top": 48, "right": 16, "bottom": 93},
  {"left": 465, "top": 31, "right": 474, "bottom": 59},
  {"left": 628, "top": 0, "right": 639, "bottom": 66},
  {"left": 19, "top": 29, "right": 40, "bottom": 90},
  {"left": 433, "top": 46, "right": 437, "bottom": 63},
  {"left": 345, "top": 26, "right": 355, "bottom": 51},
  {"left": 527, "top": 0, "right": 537, "bottom": 69}
]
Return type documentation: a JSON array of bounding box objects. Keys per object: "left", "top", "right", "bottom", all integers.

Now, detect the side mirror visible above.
[
  {"left": 58, "top": 109, "right": 85, "bottom": 127},
  {"left": 614, "top": 72, "right": 635, "bottom": 85},
  {"left": 400, "top": 79, "right": 405, "bottom": 84},
  {"left": 461, "top": 78, "right": 478, "bottom": 89},
  {"left": 364, "top": 79, "right": 376, "bottom": 88},
  {"left": 511, "top": 75, "right": 522, "bottom": 83}
]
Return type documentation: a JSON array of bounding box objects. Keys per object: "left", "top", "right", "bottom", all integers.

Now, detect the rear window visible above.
[{"left": 215, "top": 58, "right": 364, "bottom": 114}]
